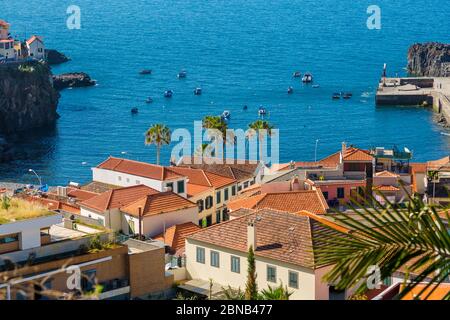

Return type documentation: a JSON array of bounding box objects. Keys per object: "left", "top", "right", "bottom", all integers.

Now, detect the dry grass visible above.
[{"left": 0, "top": 197, "right": 54, "bottom": 224}]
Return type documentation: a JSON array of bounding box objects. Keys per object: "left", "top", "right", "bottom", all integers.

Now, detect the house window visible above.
[
  {"left": 231, "top": 185, "right": 236, "bottom": 196},
  {"left": 216, "top": 210, "right": 221, "bottom": 223},
  {"left": 337, "top": 188, "right": 345, "bottom": 199},
  {"left": 205, "top": 196, "right": 213, "bottom": 209},
  {"left": 224, "top": 188, "right": 229, "bottom": 201},
  {"left": 216, "top": 191, "right": 221, "bottom": 204},
  {"left": 206, "top": 215, "right": 212, "bottom": 226},
  {"left": 118, "top": 176, "right": 122, "bottom": 181},
  {"left": 166, "top": 182, "right": 174, "bottom": 191},
  {"left": 223, "top": 208, "right": 229, "bottom": 221},
  {"left": 177, "top": 180, "right": 185, "bottom": 194},
  {"left": 197, "top": 199, "right": 204, "bottom": 213},
  {"left": 210, "top": 251, "right": 220, "bottom": 268},
  {"left": 136, "top": 180, "right": 141, "bottom": 185},
  {"left": 288, "top": 271, "right": 299, "bottom": 289},
  {"left": 322, "top": 191, "right": 329, "bottom": 200},
  {"left": 243, "top": 181, "right": 249, "bottom": 189},
  {"left": 196, "top": 247, "right": 205, "bottom": 264},
  {"left": 231, "top": 256, "right": 240, "bottom": 273},
  {"left": 126, "top": 178, "right": 130, "bottom": 183},
  {"left": 267, "top": 265, "right": 277, "bottom": 283},
  {"left": 238, "top": 185, "right": 242, "bottom": 192}
]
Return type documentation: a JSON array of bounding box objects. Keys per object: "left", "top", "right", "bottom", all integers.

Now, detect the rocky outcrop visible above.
[
  {"left": 0, "top": 60, "right": 60, "bottom": 134},
  {"left": 45, "top": 49, "right": 70, "bottom": 65},
  {"left": 407, "top": 43, "right": 450, "bottom": 77},
  {"left": 52, "top": 72, "right": 96, "bottom": 90}
]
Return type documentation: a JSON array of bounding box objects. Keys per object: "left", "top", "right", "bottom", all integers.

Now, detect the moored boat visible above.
[
  {"left": 139, "top": 69, "right": 152, "bottom": 75},
  {"left": 177, "top": 70, "right": 187, "bottom": 78},
  {"left": 131, "top": 107, "right": 139, "bottom": 114},
  {"left": 302, "top": 72, "right": 313, "bottom": 83},
  {"left": 287, "top": 86, "right": 294, "bottom": 94},
  {"left": 221, "top": 110, "right": 231, "bottom": 121},
  {"left": 258, "top": 106, "right": 267, "bottom": 116},
  {"left": 292, "top": 71, "right": 302, "bottom": 78},
  {"left": 194, "top": 87, "right": 202, "bottom": 95},
  {"left": 164, "top": 90, "right": 173, "bottom": 98}
]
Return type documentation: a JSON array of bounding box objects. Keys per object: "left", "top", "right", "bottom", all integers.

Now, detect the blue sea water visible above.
[{"left": 1, "top": 0, "right": 449, "bottom": 186}]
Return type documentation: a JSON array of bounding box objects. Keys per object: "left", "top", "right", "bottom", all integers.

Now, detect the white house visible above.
[
  {"left": 79, "top": 184, "right": 198, "bottom": 238},
  {"left": 26, "top": 35, "right": 45, "bottom": 60},
  {"left": 92, "top": 157, "right": 188, "bottom": 198},
  {"left": 185, "top": 208, "right": 354, "bottom": 300},
  {"left": 0, "top": 20, "right": 15, "bottom": 60}
]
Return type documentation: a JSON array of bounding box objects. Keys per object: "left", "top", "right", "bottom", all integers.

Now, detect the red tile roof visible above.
[
  {"left": 188, "top": 209, "right": 341, "bottom": 269},
  {"left": 80, "top": 185, "right": 159, "bottom": 212},
  {"left": 154, "top": 222, "right": 201, "bottom": 255},
  {"left": 427, "top": 156, "right": 450, "bottom": 171},
  {"left": 26, "top": 35, "right": 43, "bottom": 45},
  {"left": 227, "top": 190, "right": 329, "bottom": 215},
  {"left": 343, "top": 147, "right": 374, "bottom": 162},
  {"left": 0, "top": 20, "right": 10, "bottom": 27},
  {"left": 121, "top": 192, "right": 196, "bottom": 217},
  {"left": 375, "top": 170, "right": 400, "bottom": 178},
  {"left": 373, "top": 185, "right": 400, "bottom": 192},
  {"left": 66, "top": 188, "right": 99, "bottom": 201},
  {"left": 400, "top": 283, "right": 450, "bottom": 300},
  {"left": 296, "top": 152, "right": 342, "bottom": 168},
  {"left": 96, "top": 157, "right": 184, "bottom": 181}
]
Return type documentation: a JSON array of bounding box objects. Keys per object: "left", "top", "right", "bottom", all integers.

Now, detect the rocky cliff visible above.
[
  {"left": 45, "top": 49, "right": 71, "bottom": 65},
  {"left": 0, "top": 60, "right": 60, "bottom": 134},
  {"left": 407, "top": 42, "right": 450, "bottom": 77},
  {"left": 53, "top": 72, "right": 96, "bottom": 90}
]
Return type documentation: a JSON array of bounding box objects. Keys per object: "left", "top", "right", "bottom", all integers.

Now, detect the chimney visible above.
[
  {"left": 247, "top": 219, "right": 257, "bottom": 250},
  {"left": 341, "top": 142, "right": 347, "bottom": 156}
]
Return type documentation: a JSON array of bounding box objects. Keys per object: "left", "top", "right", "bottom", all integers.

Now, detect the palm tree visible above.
[
  {"left": 202, "top": 115, "right": 235, "bottom": 157},
  {"left": 314, "top": 187, "right": 450, "bottom": 300},
  {"left": 247, "top": 120, "right": 274, "bottom": 163},
  {"left": 144, "top": 124, "right": 171, "bottom": 165},
  {"left": 259, "top": 283, "right": 293, "bottom": 300}
]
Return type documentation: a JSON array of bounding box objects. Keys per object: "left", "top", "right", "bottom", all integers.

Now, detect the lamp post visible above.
[
  {"left": 314, "top": 139, "right": 320, "bottom": 162},
  {"left": 28, "top": 169, "right": 42, "bottom": 187}
]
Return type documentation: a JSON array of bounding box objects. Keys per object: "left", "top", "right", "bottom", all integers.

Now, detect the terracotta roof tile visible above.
[
  {"left": 343, "top": 147, "right": 374, "bottom": 162},
  {"left": 168, "top": 166, "right": 236, "bottom": 191},
  {"left": 96, "top": 157, "right": 183, "bottom": 181},
  {"left": 373, "top": 185, "right": 400, "bottom": 192},
  {"left": 26, "top": 35, "right": 43, "bottom": 45},
  {"left": 121, "top": 192, "right": 196, "bottom": 217},
  {"left": 154, "top": 222, "right": 201, "bottom": 255},
  {"left": 375, "top": 170, "right": 400, "bottom": 178},
  {"left": 427, "top": 156, "right": 450, "bottom": 171},
  {"left": 66, "top": 188, "right": 99, "bottom": 201},
  {"left": 80, "top": 185, "right": 159, "bottom": 212},
  {"left": 227, "top": 190, "right": 329, "bottom": 215},
  {"left": 188, "top": 209, "right": 341, "bottom": 269},
  {"left": 401, "top": 283, "right": 450, "bottom": 300}
]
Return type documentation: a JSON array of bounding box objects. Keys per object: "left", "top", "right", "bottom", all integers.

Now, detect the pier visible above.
[{"left": 376, "top": 77, "right": 450, "bottom": 123}]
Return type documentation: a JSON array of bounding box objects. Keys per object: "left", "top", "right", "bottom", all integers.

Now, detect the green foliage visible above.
[
  {"left": 245, "top": 245, "right": 258, "bottom": 300},
  {"left": 202, "top": 115, "right": 234, "bottom": 147},
  {"left": 258, "top": 283, "right": 293, "bottom": 300},
  {"left": 314, "top": 186, "right": 450, "bottom": 300},
  {"left": 201, "top": 217, "right": 207, "bottom": 228},
  {"left": 221, "top": 286, "right": 245, "bottom": 300},
  {"left": 1, "top": 196, "right": 11, "bottom": 210},
  {"left": 247, "top": 120, "right": 275, "bottom": 161}
]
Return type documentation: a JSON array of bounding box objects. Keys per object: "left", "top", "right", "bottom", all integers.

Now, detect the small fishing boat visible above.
[
  {"left": 145, "top": 97, "right": 153, "bottom": 104},
  {"left": 342, "top": 93, "right": 352, "bottom": 99},
  {"left": 177, "top": 70, "right": 187, "bottom": 79},
  {"left": 292, "top": 71, "right": 302, "bottom": 78},
  {"left": 287, "top": 86, "right": 294, "bottom": 94},
  {"left": 139, "top": 69, "right": 152, "bottom": 75},
  {"left": 332, "top": 93, "right": 341, "bottom": 99},
  {"left": 131, "top": 107, "right": 139, "bottom": 114},
  {"left": 164, "top": 90, "right": 173, "bottom": 98},
  {"left": 258, "top": 106, "right": 267, "bottom": 116},
  {"left": 221, "top": 110, "right": 231, "bottom": 121},
  {"left": 194, "top": 87, "right": 202, "bottom": 95},
  {"left": 243, "top": 105, "right": 248, "bottom": 110},
  {"left": 302, "top": 72, "right": 313, "bottom": 83}
]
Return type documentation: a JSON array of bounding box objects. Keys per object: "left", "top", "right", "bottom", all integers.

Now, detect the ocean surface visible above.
[{"left": 1, "top": 0, "right": 449, "bottom": 186}]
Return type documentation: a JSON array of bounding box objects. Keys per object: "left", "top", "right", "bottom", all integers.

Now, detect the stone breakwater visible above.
[{"left": 52, "top": 72, "right": 96, "bottom": 91}]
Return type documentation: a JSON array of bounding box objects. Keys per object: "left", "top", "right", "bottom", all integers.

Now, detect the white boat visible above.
[
  {"left": 177, "top": 70, "right": 187, "bottom": 78},
  {"left": 194, "top": 87, "right": 202, "bottom": 95},
  {"left": 292, "top": 71, "right": 302, "bottom": 78},
  {"left": 302, "top": 72, "right": 313, "bottom": 83},
  {"left": 164, "top": 90, "right": 173, "bottom": 98},
  {"left": 287, "top": 86, "right": 294, "bottom": 94},
  {"left": 258, "top": 106, "right": 267, "bottom": 116}
]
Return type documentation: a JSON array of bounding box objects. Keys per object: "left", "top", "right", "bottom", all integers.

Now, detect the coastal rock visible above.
[
  {"left": 0, "top": 60, "right": 60, "bottom": 134},
  {"left": 45, "top": 49, "right": 71, "bottom": 65},
  {"left": 52, "top": 72, "right": 96, "bottom": 90},
  {"left": 407, "top": 43, "right": 450, "bottom": 77}
]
